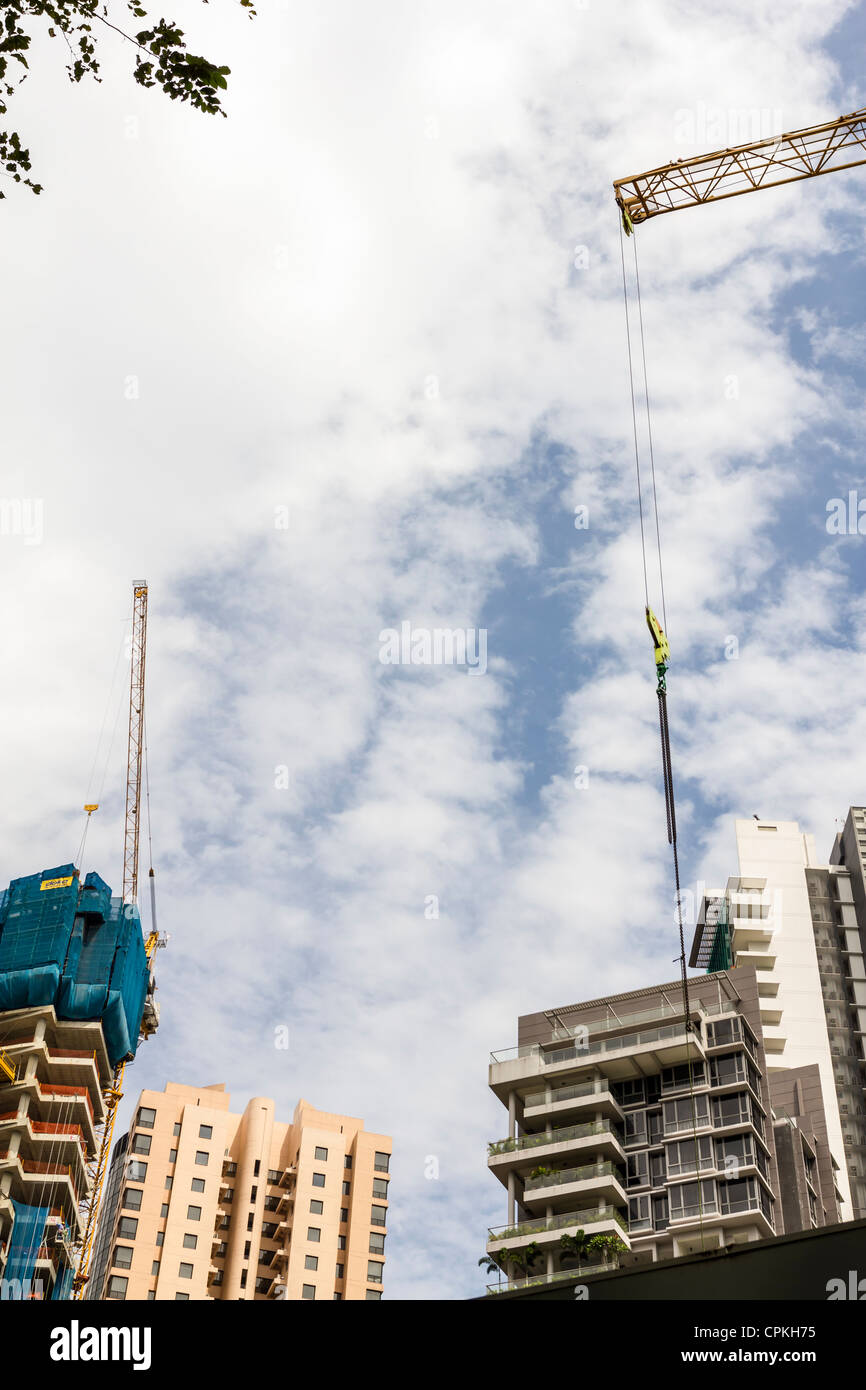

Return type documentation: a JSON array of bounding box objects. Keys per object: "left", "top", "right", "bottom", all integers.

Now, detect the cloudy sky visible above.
[{"left": 2, "top": 0, "right": 865, "bottom": 1299}]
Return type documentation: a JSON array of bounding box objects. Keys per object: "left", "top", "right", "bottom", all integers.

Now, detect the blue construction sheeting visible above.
[
  {"left": 0, "top": 865, "right": 150, "bottom": 1067},
  {"left": 5, "top": 1200, "right": 48, "bottom": 1286}
]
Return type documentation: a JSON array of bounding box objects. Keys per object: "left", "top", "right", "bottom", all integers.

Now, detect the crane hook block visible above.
[{"left": 646, "top": 606, "right": 670, "bottom": 668}]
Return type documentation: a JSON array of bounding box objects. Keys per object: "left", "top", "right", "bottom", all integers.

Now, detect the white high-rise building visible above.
[{"left": 693, "top": 816, "right": 866, "bottom": 1219}]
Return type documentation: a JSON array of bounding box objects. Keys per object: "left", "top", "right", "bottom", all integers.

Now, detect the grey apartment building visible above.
[{"left": 485, "top": 966, "right": 840, "bottom": 1294}]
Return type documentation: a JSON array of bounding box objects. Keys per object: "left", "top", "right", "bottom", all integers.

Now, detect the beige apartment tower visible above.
[{"left": 87, "top": 1083, "right": 392, "bottom": 1301}]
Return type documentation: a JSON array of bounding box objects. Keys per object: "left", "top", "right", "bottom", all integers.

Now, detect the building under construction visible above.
[
  {"left": 0, "top": 582, "right": 160, "bottom": 1299},
  {"left": 0, "top": 867, "right": 157, "bottom": 1298}
]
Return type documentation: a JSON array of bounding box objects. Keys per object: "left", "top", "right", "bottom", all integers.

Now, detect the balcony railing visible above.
[
  {"left": 524, "top": 1080, "right": 600, "bottom": 1109},
  {"left": 524, "top": 1161, "right": 625, "bottom": 1194},
  {"left": 489, "top": 1206, "right": 628, "bottom": 1242},
  {"left": 492, "top": 1019, "right": 704, "bottom": 1069},
  {"left": 488, "top": 1120, "right": 621, "bottom": 1158},
  {"left": 486, "top": 1261, "right": 617, "bottom": 1294}
]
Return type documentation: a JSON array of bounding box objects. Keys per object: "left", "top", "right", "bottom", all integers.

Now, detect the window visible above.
[
  {"left": 244, "top": 1241, "right": 251, "bottom": 1259},
  {"left": 337, "top": 1236, "right": 346, "bottom": 1250},
  {"left": 239, "top": 1270, "right": 247, "bottom": 1289},
  {"left": 117, "top": 1217, "right": 138, "bottom": 1240},
  {"left": 305, "top": 1255, "right": 318, "bottom": 1271},
  {"left": 131, "top": 1134, "right": 151, "bottom": 1156},
  {"left": 195, "top": 1151, "right": 209, "bottom": 1166},
  {"left": 366, "top": 1290, "right": 382, "bottom": 1301},
  {"left": 161, "top": 1203, "right": 169, "bottom": 1218},
  {"left": 623, "top": 1111, "right": 647, "bottom": 1147},
  {"left": 250, "top": 1186, "right": 258, "bottom": 1202},
  {"left": 107, "top": 1275, "right": 128, "bottom": 1300},
  {"left": 127, "top": 1160, "right": 147, "bottom": 1182},
  {"left": 709, "top": 1053, "right": 746, "bottom": 1088},
  {"left": 302, "top": 1284, "right": 316, "bottom": 1300},
  {"left": 647, "top": 1110, "right": 663, "bottom": 1145},
  {"left": 336, "top": 1262, "right": 344, "bottom": 1278},
  {"left": 628, "top": 1195, "right": 651, "bottom": 1231},
  {"left": 247, "top": 1213, "right": 254, "bottom": 1232},
  {"left": 310, "top": 1199, "right": 323, "bottom": 1215},
  {"left": 151, "top": 1260, "right": 160, "bottom": 1276},
  {"left": 312, "top": 1172, "right": 326, "bottom": 1188},
  {"left": 175, "top": 1292, "right": 190, "bottom": 1301},
  {"left": 369, "top": 1233, "right": 385, "bottom": 1255},
  {"left": 374, "top": 1152, "right": 390, "bottom": 1173},
  {"left": 147, "top": 1290, "right": 155, "bottom": 1301},
  {"left": 371, "top": 1205, "right": 387, "bottom": 1227},
  {"left": 268, "top": 1169, "right": 281, "bottom": 1184},
  {"left": 342, "top": 1181, "right": 351, "bottom": 1196},
  {"left": 719, "top": 1176, "right": 760, "bottom": 1216},
  {"left": 187, "top": 1205, "right": 201, "bottom": 1221},
  {"left": 372, "top": 1179, "right": 388, "bottom": 1200},
  {"left": 367, "top": 1260, "right": 384, "bottom": 1284},
  {"left": 627, "top": 1152, "right": 649, "bottom": 1188},
  {"left": 307, "top": 1227, "right": 321, "bottom": 1242},
  {"left": 155, "top": 1232, "right": 164, "bottom": 1247},
  {"left": 661, "top": 1061, "right": 705, "bottom": 1091},
  {"left": 711, "top": 1092, "right": 751, "bottom": 1129},
  {"left": 667, "top": 1137, "right": 713, "bottom": 1177},
  {"left": 264, "top": 1195, "right": 279, "bottom": 1212},
  {"left": 253, "top": 1160, "right": 260, "bottom": 1177},
  {"left": 669, "top": 1179, "right": 717, "bottom": 1220},
  {"left": 165, "top": 1176, "right": 173, "bottom": 1190},
  {"left": 664, "top": 1095, "right": 710, "bottom": 1134},
  {"left": 183, "top": 1234, "right": 198, "bottom": 1250},
  {"left": 615, "top": 1078, "right": 645, "bottom": 1105},
  {"left": 122, "top": 1187, "right": 142, "bottom": 1211},
  {"left": 261, "top": 1223, "right": 278, "bottom": 1239},
  {"left": 344, "top": 1155, "right": 353, "bottom": 1170},
  {"left": 179, "top": 1263, "right": 193, "bottom": 1279},
  {"left": 224, "top": 1189, "right": 234, "bottom": 1204},
  {"left": 169, "top": 1149, "right": 177, "bottom": 1163},
  {"left": 333, "top": 1292, "right": 342, "bottom": 1301},
  {"left": 113, "top": 1245, "right": 133, "bottom": 1270},
  {"left": 191, "top": 1178, "right": 205, "bottom": 1193},
  {"left": 340, "top": 1208, "right": 348, "bottom": 1222},
  {"left": 314, "top": 1146, "right": 329, "bottom": 1161},
  {"left": 199, "top": 1124, "right": 213, "bottom": 1140},
  {"left": 649, "top": 1152, "right": 666, "bottom": 1187},
  {"left": 137, "top": 1106, "right": 156, "bottom": 1128},
  {"left": 173, "top": 1122, "right": 181, "bottom": 1137},
  {"left": 652, "top": 1193, "right": 670, "bottom": 1231}
]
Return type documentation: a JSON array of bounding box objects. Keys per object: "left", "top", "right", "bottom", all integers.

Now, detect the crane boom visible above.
[
  {"left": 74, "top": 580, "right": 151, "bottom": 1298},
  {"left": 614, "top": 106, "right": 866, "bottom": 227},
  {"left": 123, "top": 582, "right": 148, "bottom": 904}
]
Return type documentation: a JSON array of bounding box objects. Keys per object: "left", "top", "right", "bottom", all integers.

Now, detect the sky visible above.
[{"left": 1, "top": 0, "right": 865, "bottom": 1300}]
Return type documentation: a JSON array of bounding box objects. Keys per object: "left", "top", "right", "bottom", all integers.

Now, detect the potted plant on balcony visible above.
[
  {"left": 528, "top": 1165, "right": 555, "bottom": 1181},
  {"left": 559, "top": 1229, "right": 588, "bottom": 1272},
  {"left": 585, "top": 1232, "right": 627, "bottom": 1267}
]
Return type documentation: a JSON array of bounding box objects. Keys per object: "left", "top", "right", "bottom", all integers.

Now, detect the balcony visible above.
[
  {"left": 523, "top": 1080, "right": 623, "bottom": 1125},
  {"left": 490, "top": 1021, "right": 705, "bottom": 1098},
  {"left": 485, "top": 1262, "right": 617, "bottom": 1295},
  {"left": 487, "top": 1205, "right": 629, "bottom": 1251},
  {"left": 523, "top": 1160, "right": 627, "bottom": 1209},
  {"left": 488, "top": 1120, "right": 624, "bottom": 1176}
]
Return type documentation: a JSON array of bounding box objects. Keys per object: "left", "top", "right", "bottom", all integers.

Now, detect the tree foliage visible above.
[{"left": 0, "top": 0, "right": 255, "bottom": 196}]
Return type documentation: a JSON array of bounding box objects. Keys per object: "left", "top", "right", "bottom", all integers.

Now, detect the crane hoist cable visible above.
[{"left": 618, "top": 222, "right": 707, "bottom": 1247}]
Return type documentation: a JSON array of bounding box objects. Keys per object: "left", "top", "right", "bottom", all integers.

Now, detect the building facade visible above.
[
  {"left": 690, "top": 813, "right": 866, "bottom": 1219},
  {"left": 485, "top": 966, "right": 840, "bottom": 1295},
  {"left": 87, "top": 1082, "right": 392, "bottom": 1301}
]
